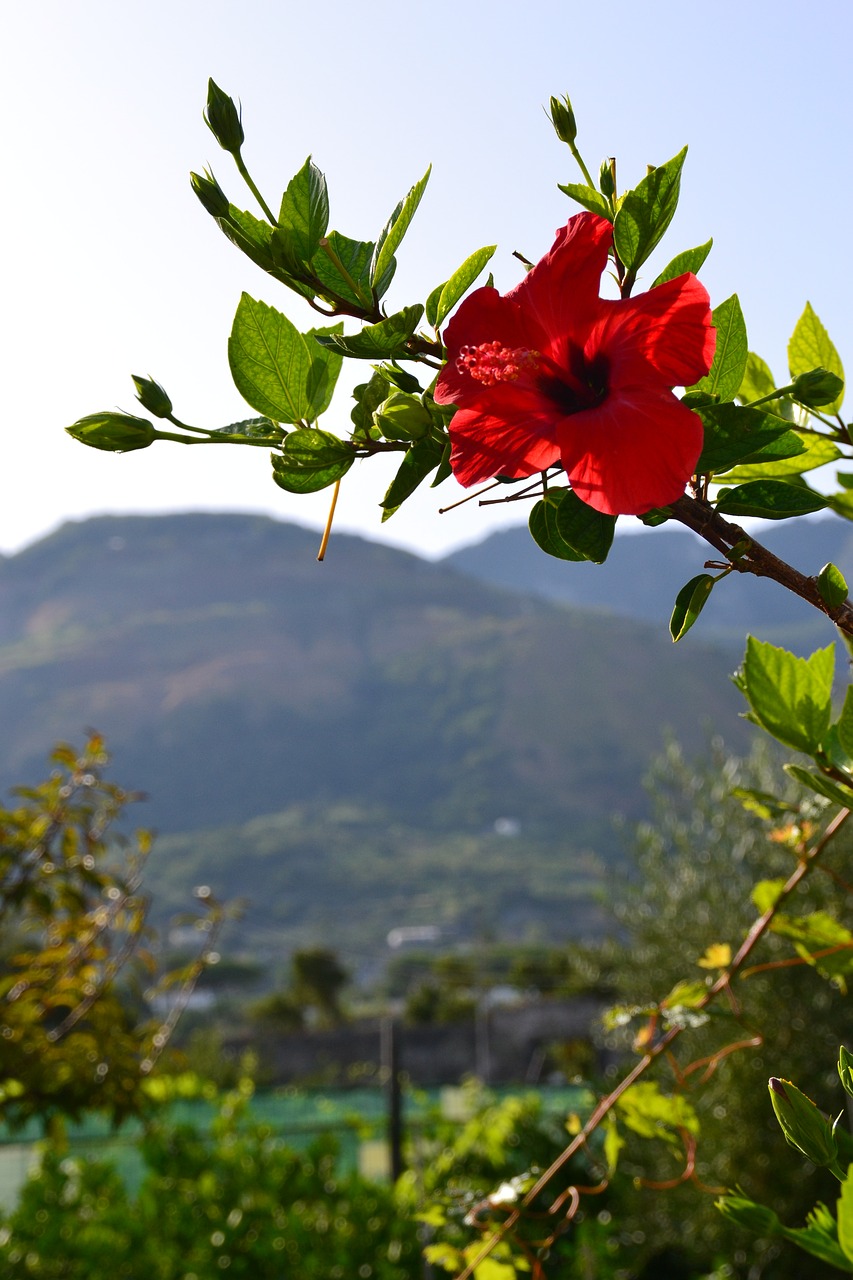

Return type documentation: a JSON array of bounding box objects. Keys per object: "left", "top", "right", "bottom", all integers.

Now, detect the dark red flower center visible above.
[{"left": 456, "top": 339, "right": 608, "bottom": 415}]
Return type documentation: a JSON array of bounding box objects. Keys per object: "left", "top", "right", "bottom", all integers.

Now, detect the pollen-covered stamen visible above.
[{"left": 457, "top": 340, "right": 540, "bottom": 387}]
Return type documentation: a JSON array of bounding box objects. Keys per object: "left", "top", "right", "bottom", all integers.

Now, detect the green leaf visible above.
[
  {"left": 784, "top": 764, "right": 853, "bottom": 810},
  {"left": 696, "top": 403, "right": 799, "bottom": 474},
  {"left": 303, "top": 323, "right": 344, "bottom": 420},
  {"left": 615, "top": 1081, "right": 699, "bottom": 1145},
  {"left": 752, "top": 879, "right": 787, "bottom": 914},
  {"left": 380, "top": 436, "right": 445, "bottom": 518},
  {"left": 214, "top": 416, "right": 281, "bottom": 439},
  {"left": 739, "top": 637, "right": 834, "bottom": 754},
  {"left": 738, "top": 351, "right": 778, "bottom": 404},
  {"left": 715, "top": 432, "right": 840, "bottom": 482},
  {"left": 270, "top": 428, "right": 353, "bottom": 493},
  {"left": 789, "top": 302, "right": 845, "bottom": 415},
  {"left": 781, "top": 1209, "right": 853, "bottom": 1272},
  {"left": 670, "top": 573, "right": 715, "bottom": 642},
  {"left": 228, "top": 293, "right": 316, "bottom": 424},
  {"left": 715, "top": 479, "right": 828, "bottom": 520},
  {"left": 311, "top": 232, "right": 379, "bottom": 309},
  {"left": 613, "top": 146, "right": 688, "bottom": 273},
  {"left": 370, "top": 165, "right": 431, "bottom": 293},
  {"left": 554, "top": 489, "right": 616, "bottom": 563},
  {"left": 603, "top": 1115, "right": 624, "bottom": 1176},
  {"left": 818, "top": 562, "right": 849, "bottom": 610},
  {"left": 695, "top": 295, "right": 748, "bottom": 403},
  {"left": 837, "top": 687, "right": 853, "bottom": 762},
  {"left": 652, "top": 238, "right": 713, "bottom": 288},
  {"left": 529, "top": 493, "right": 586, "bottom": 561},
  {"left": 557, "top": 182, "right": 612, "bottom": 218},
  {"left": 431, "top": 245, "right": 497, "bottom": 328},
  {"left": 275, "top": 157, "right": 330, "bottom": 268},
  {"left": 317, "top": 305, "right": 424, "bottom": 360},
  {"left": 838, "top": 1176, "right": 853, "bottom": 1263}
]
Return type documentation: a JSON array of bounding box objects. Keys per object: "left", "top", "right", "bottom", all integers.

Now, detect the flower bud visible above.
[
  {"left": 839, "top": 1047, "right": 853, "bottom": 1098},
  {"left": 792, "top": 367, "right": 844, "bottom": 407},
  {"left": 599, "top": 158, "right": 616, "bottom": 199},
  {"left": 373, "top": 392, "right": 432, "bottom": 441},
  {"left": 768, "top": 1077, "right": 839, "bottom": 1167},
  {"left": 190, "top": 169, "right": 230, "bottom": 219},
  {"left": 66, "top": 412, "right": 155, "bottom": 453},
  {"left": 204, "top": 78, "right": 244, "bottom": 156},
  {"left": 716, "top": 1194, "right": 780, "bottom": 1237},
  {"left": 549, "top": 94, "right": 577, "bottom": 146},
  {"left": 132, "top": 375, "right": 172, "bottom": 419}
]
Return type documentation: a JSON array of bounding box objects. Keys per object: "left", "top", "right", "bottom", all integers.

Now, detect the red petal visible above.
[
  {"left": 448, "top": 401, "right": 561, "bottom": 487},
  {"left": 556, "top": 388, "right": 703, "bottom": 516},
  {"left": 519, "top": 213, "right": 613, "bottom": 342},
  {"left": 592, "top": 273, "right": 715, "bottom": 390}
]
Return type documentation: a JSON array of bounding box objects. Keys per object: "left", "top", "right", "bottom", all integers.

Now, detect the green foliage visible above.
[
  {"left": 694, "top": 294, "right": 748, "bottom": 403},
  {"left": 788, "top": 302, "right": 845, "bottom": 416},
  {"left": 652, "top": 239, "right": 713, "bottom": 288},
  {"left": 529, "top": 490, "right": 616, "bottom": 563},
  {"left": 613, "top": 146, "right": 688, "bottom": 279}
]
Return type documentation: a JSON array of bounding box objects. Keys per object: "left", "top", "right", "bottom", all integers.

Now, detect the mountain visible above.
[{"left": 444, "top": 517, "right": 853, "bottom": 653}]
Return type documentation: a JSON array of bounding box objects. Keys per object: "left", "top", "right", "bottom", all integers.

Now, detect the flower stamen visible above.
[{"left": 457, "top": 340, "right": 539, "bottom": 387}]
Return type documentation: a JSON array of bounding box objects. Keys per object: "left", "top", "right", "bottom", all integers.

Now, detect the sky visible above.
[{"left": 3, "top": 0, "right": 852, "bottom": 561}]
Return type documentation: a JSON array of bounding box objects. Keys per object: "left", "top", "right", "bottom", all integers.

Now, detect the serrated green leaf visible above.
[
  {"left": 433, "top": 245, "right": 496, "bottom": 328},
  {"left": 715, "top": 432, "right": 839, "bottom": 482},
  {"left": 789, "top": 302, "right": 845, "bottom": 415},
  {"left": 275, "top": 157, "right": 329, "bottom": 269},
  {"left": 818, "top": 562, "right": 849, "bottom": 610},
  {"left": 695, "top": 295, "right": 748, "bottom": 402},
  {"left": 780, "top": 1207, "right": 853, "bottom": 1271},
  {"left": 554, "top": 489, "right": 616, "bottom": 563},
  {"left": 371, "top": 165, "right": 431, "bottom": 293},
  {"left": 613, "top": 146, "right": 687, "bottom": 274},
  {"left": 715, "top": 480, "right": 828, "bottom": 520},
  {"left": 311, "top": 231, "right": 379, "bottom": 309},
  {"left": 529, "top": 493, "right": 585, "bottom": 561},
  {"left": 270, "top": 428, "right": 354, "bottom": 493},
  {"left": 652, "top": 238, "right": 713, "bottom": 288},
  {"left": 784, "top": 764, "right": 853, "bottom": 810},
  {"left": 304, "top": 323, "right": 343, "bottom": 420},
  {"left": 425, "top": 280, "right": 444, "bottom": 329},
  {"left": 228, "top": 293, "right": 313, "bottom": 423},
  {"left": 739, "top": 637, "right": 834, "bottom": 754},
  {"left": 317, "top": 305, "right": 424, "bottom": 360},
  {"left": 557, "top": 182, "right": 612, "bottom": 218},
  {"left": 670, "top": 573, "right": 715, "bottom": 642},
  {"left": 380, "top": 436, "right": 445, "bottom": 518},
  {"left": 738, "top": 351, "right": 778, "bottom": 404},
  {"left": 696, "top": 403, "right": 798, "bottom": 474}
]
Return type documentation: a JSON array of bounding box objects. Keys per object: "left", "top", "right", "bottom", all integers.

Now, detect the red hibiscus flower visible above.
[{"left": 434, "top": 212, "right": 715, "bottom": 516}]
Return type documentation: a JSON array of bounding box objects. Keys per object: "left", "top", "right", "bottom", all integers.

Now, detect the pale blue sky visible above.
[{"left": 3, "top": 0, "right": 852, "bottom": 557}]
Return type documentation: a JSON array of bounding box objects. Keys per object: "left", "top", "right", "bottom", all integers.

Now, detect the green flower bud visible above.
[
  {"left": 190, "top": 169, "right": 230, "bottom": 219},
  {"left": 768, "top": 1077, "right": 839, "bottom": 1168},
  {"left": 373, "top": 392, "right": 432, "bottom": 441},
  {"left": 791, "top": 367, "right": 844, "bottom": 407},
  {"left": 839, "top": 1047, "right": 853, "bottom": 1098},
  {"left": 599, "top": 158, "right": 616, "bottom": 199},
  {"left": 204, "top": 78, "right": 244, "bottom": 156},
  {"left": 66, "top": 412, "right": 155, "bottom": 453},
  {"left": 132, "top": 375, "right": 172, "bottom": 419},
  {"left": 716, "top": 1194, "right": 781, "bottom": 1237},
  {"left": 549, "top": 94, "right": 577, "bottom": 146}
]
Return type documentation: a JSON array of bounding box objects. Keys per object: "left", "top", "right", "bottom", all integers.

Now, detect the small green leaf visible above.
[
  {"left": 789, "top": 302, "right": 845, "bottom": 415},
  {"left": 603, "top": 1115, "right": 624, "bottom": 1176},
  {"left": 276, "top": 157, "right": 330, "bottom": 268},
  {"left": 371, "top": 165, "right": 431, "bottom": 293},
  {"left": 380, "top": 436, "right": 445, "bottom": 517},
  {"left": 554, "top": 490, "right": 616, "bottom": 563},
  {"left": 529, "top": 493, "right": 586, "bottom": 561},
  {"left": 715, "top": 432, "right": 839, "bottom": 482},
  {"left": 318, "top": 306, "right": 424, "bottom": 360},
  {"left": 752, "top": 879, "right": 787, "bottom": 913},
  {"left": 695, "top": 295, "right": 748, "bottom": 403},
  {"left": 616, "top": 1081, "right": 699, "bottom": 1145},
  {"left": 738, "top": 351, "right": 778, "bottom": 404},
  {"left": 613, "top": 146, "right": 688, "bottom": 273},
  {"left": 784, "top": 764, "right": 853, "bottom": 810},
  {"left": 738, "top": 637, "right": 834, "bottom": 754},
  {"left": 214, "top": 416, "right": 281, "bottom": 439},
  {"left": 303, "top": 323, "right": 344, "bottom": 420},
  {"left": 652, "top": 238, "right": 713, "bottom": 288},
  {"left": 270, "top": 428, "right": 353, "bottom": 493},
  {"left": 818, "top": 562, "right": 849, "bottom": 610},
  {"left": 311, "top": 232, "right": 379, "bottom": 309},
  {"left": 836, "top": 687, "right": 853, "bottom": 761},
  {"left": 670, "top": 573, "right": 715, "bottom": 642},
  {"left": 557, "top": 182, "right": 612, "bottom": 218},
  {"left": 228, "top": 293, "right": 314, "bottom": 424},
  {"left": 696, "top": 403, "right": 799, "bottom": 474},
  {"left": 432, "top": 245, "right": 497, "bottom": 328},
  {"left": 715, "top": 480, "right": 828, "bottom": 520},
  {"left": 838, "top": 1175, "right": 853, "bottom": 1263}
]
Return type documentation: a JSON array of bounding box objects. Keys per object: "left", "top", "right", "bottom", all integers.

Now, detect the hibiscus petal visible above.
[
  {"left": 556, "top": 388, "right": 703, "bottom": 516},
  {"left": 436, "top": 288, "right": 548, "bottom": 406},
  {"left": 448, "top": 401, "right": 561, "bottom": 487},
  {"left": 518, "top": 212, "right": 613, "bottom": 343},
  {"left": 592, "top": 273, "right": 716, "bottom": 390}
]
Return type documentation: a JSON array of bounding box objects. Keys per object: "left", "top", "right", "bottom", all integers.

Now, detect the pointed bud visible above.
[
  {"left": 204, "top": 79, "right": 244, "bottom": 156},
  {"left": 791, "top": 367, "right": 844, "bottom": 407},
  {"left": 768, "top": 1077, "right": 839, "bottom": 1167},
  {"left": 548, "top": 94, "right": 577, "bottom": 146},
  {"left": 839, "top": 1047, "right": 853, "bottom": 1098},
  {"left": 132, "top": 376, "right": 172, "bottom": 419},
  {"left": 716, "top": 1194, "right": 780, "bottom": 1236},
  {"left": 67, "top": 412, "right": 156, "bottom": 453},
  {"left": 190, "top": 169, "right": 230, "bottom": 219},
  {"left": 599, "top": 158, "right": 616, "bottom": 199}
]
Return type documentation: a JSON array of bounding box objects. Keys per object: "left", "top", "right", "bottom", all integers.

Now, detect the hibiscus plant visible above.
[{"left": 65, "top": 81, "right": 853, "bottom": 1277}]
